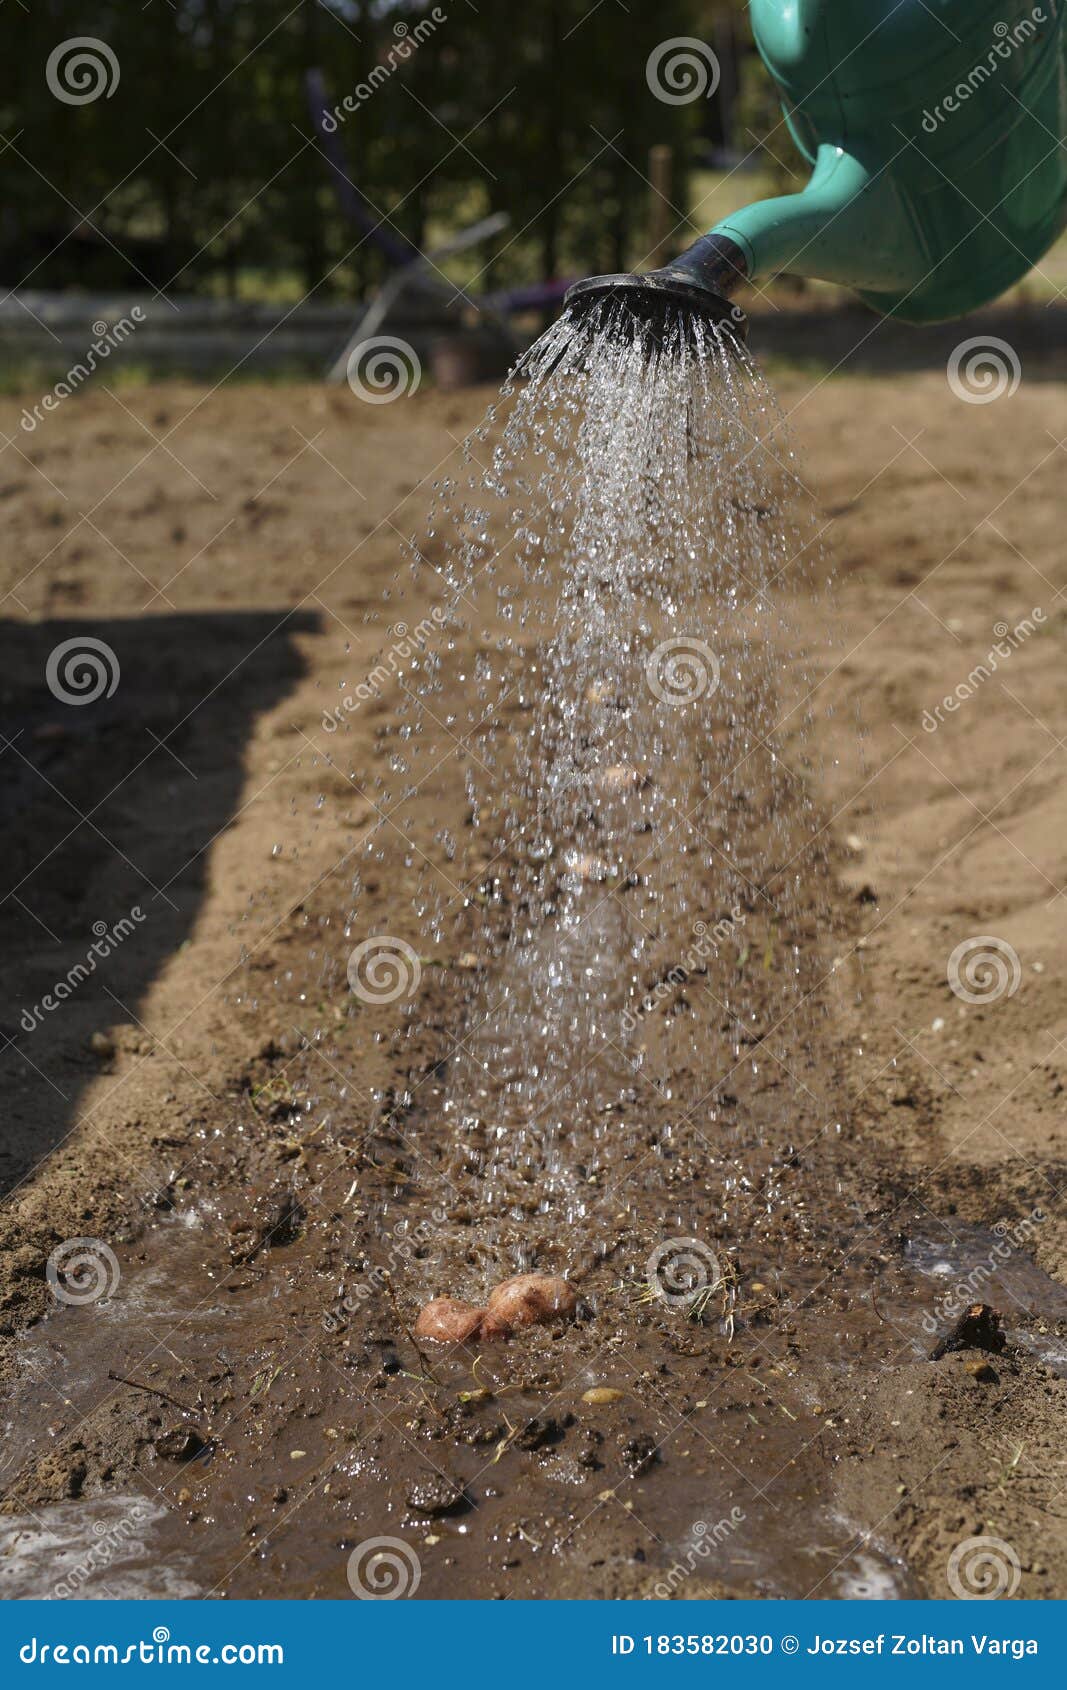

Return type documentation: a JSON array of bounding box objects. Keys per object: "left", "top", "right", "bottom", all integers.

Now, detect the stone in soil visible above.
[
  {"left": 407, "top": 1475, "right": 468, "bottom": 1516},
  {"left": 486, "top": 1273, "right": 578, "bottom": 1330},
  {"left": 415, "top": 1275, "right": 577, "bottom": 1342},
  {"left": 414, "top": 1297, "right": 486, "bottom": 1343},
  {"left": 929, "top": 1302, "right": 1006, "bottom": 1361}
]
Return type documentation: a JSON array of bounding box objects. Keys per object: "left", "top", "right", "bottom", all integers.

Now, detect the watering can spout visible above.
[
  {"left": 564, "top": 143, "right": 924, "bottom": 343},
  {"left": 566, "top": 0, "right": 1067, "bottom": 343},
  {"left": 699, "top": 144, "right": 928, "bottom": 302}
]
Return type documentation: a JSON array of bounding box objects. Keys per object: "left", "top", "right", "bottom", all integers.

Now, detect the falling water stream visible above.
[{"left": 351, "top": 303, "right": 827, "bottom": 1303}]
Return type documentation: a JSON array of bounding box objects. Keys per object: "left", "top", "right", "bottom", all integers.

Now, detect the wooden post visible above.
[{"left": 647, "top": 144, "right": 674, "bottom": 269}]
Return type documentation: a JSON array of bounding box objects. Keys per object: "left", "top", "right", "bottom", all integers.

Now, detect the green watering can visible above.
[{"left": 567, "top": 0, "right": 1067, "bottom": 337}]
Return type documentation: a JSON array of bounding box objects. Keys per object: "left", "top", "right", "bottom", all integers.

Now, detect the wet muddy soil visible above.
[{"left": 2, "top": 366, "right": 1067, "bottom": 1599}]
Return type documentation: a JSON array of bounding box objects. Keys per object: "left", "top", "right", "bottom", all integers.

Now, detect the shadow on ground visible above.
[{"left": 0, "top": 609, "right": 317, "bottom": 1196}]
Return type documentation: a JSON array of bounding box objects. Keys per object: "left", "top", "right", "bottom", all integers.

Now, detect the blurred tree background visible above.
[{"left": 0, "top": 1, "right": 774, "bottom": 300}]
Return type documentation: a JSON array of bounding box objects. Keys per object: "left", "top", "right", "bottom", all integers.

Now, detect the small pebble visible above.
[
  {"left": 623, "top": 1434, "right": 658, "bottom": 1475},
  {"left": 597, "top": 764, "right": 642, "bottom": 793},
  {"left": 515, "top": 1416, "right": 563, "bottom": 1451},
  {"left": 155, "top": 1426, "right": 205, "bottom": 1461},
  {"left": 965, "top": 1358, "right": 997, "bottom": 1382},
  {"left": 563, "top": 851, "right": 609, "bottom": 882},
  {"left": 407, "top": 1475, "right": 467, "bottom": 1516}
]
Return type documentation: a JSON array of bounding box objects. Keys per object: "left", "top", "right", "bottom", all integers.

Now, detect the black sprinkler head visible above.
[
  {"left": 564, "top": 233, "right": 749, "bottom": 347},
  {"left": 565, "top": 272, "right": 746, "bottom": 344}
]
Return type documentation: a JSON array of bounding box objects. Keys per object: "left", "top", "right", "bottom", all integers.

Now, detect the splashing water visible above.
[{"left": 323, "top": 302, "right": 830, "bottom": 1302}]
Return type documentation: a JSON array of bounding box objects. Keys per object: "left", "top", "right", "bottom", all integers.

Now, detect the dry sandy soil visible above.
[{"left": 1, "top": 313, "right": 1066, "bottom": 1600}]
